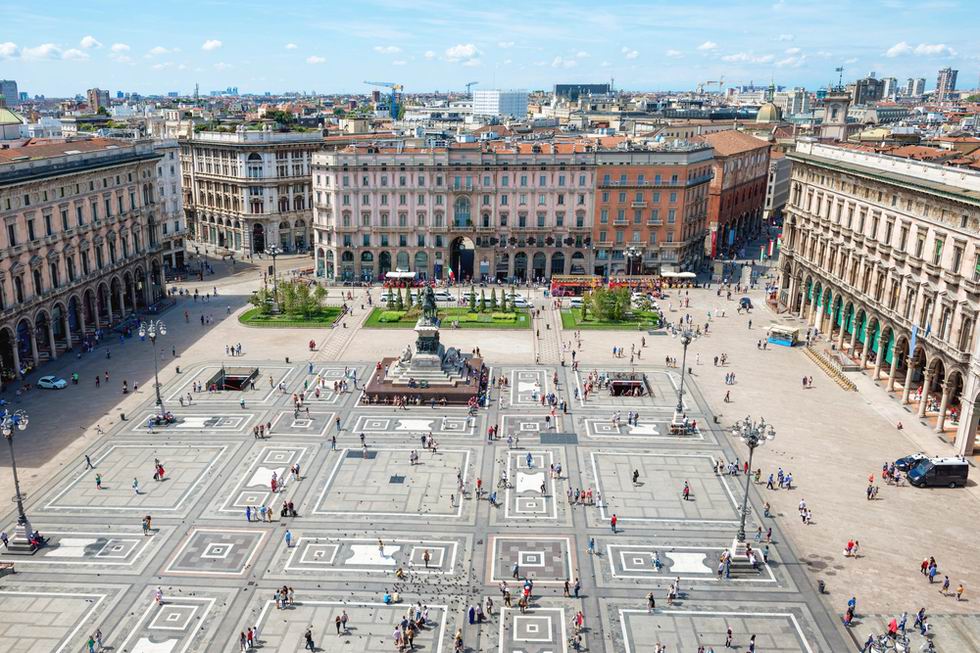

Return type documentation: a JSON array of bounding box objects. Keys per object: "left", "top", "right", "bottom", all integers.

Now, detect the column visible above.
[
  {"left": 859, "top": 332, "right": 872, "bottom": 369},
  {"left": 117, "top": 285, "right": 127, "bottom": 318},
  {"left": 106, "top": 290, "right": 116, "bottom": 324},
  {"left": 917, "top": 371, "right": 932, "bottom": 418},
  {"left": 848, "top": 321, "right": 858, "bottom": 355},
  {"left": 901, "top": 362, "right": 915, "bottom": 404},
  {"left": 47, "top": 321, "right": 58, "bottom": 361},
  {"left": 93, "top": 295, "right": 102, "bottom": 329},
  {"left": 887, "top": 350, "right": 900, "bottom": 392},
  {"left": 28, "top": 328, "right": 38, "bottom": 364},
  {"left": 11, "top": 341, "right": 21, "bottom": 379},
  {"left": 63, "top": 312, "right": 73, "bottom": 351},
  {"left": 810, "top": 296, "right": 820, "bottom": 328},
  {"left": 837, "top": 312, "right": 847, "bottom": 349},
  {"left": 954, "top": 392, "right": 979, "bottom": 456},
  {"left": 786, "top": 276, "right": 798, "bottom": 312},
  {"left": 144, "top": 271, "right": 152, "bottom": 304},
  {"left": 935, "top": 381, "right": 952, "bottom": 433},
  {"left": 872, "top": 333, "right": 886, "bottom": 380},
  {"left": 129, "top": 281, "right": 138, "bottom": 310}
]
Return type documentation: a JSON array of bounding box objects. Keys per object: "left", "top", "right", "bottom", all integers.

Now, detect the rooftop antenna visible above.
[{"left": 835, "top": 66, "right": 845, "bottom": 91}]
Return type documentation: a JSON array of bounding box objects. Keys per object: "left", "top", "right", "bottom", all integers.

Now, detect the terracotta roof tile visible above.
[
  {"left": 0, "top": 138, "right": 132, "bottom": 163},
  {"left": 695, "top": 130, "right": 768, "bottom": 156}
]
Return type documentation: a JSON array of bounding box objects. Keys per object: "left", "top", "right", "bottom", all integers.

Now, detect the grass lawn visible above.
[
  {"left": 560, "top": 308, "right": 660, "bottom": 330},
  {"left": 238, "top": 306, "right": 344, "bottom": 328},
  {"left": 364, "top": 307, "right": 531, "bottom": 330}
]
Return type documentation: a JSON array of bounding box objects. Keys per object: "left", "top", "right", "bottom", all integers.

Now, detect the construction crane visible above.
[
  {"left": 465, "top": 81, "right": 479, "bottom": 97},
  {"left": 697, "top": 77, "right": 726, "bottom": 95},
  {"left": 364, "top": 81, "right": 403, "bottom": 119}
]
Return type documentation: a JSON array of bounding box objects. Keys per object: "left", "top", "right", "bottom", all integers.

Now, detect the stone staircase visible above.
[{"left": 803, "top": 344, "right": 857, "bottom": 392}]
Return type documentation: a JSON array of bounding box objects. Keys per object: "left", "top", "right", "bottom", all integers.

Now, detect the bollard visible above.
[
  {"left": 121, "top": 413, "right": 127, "bottom": 421},
  {"left": 817, "top": 579, "right": 825, "bottom": 594},
  {"left": 176, "top": 366, "right": 180, "bottom": 374},
  {"left": 285, "top": 356, "right": 290, "bottom": 364}
]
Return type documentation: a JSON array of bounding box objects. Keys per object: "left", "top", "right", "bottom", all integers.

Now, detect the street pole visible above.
[
  {"left": 266, "top": 245, "right": 281, "bottom": 312},
  {"left": 736, "top": 443, "right": 756, "bottom": 543},
  {"left": 1, "top": 410, "right": 34, "bottom": 554},
  {"left": 139, "top": 320, "right": 167, "bottom": 415},
  {"left": 729, "top": 416, "right": 775, "bottom": 558}
]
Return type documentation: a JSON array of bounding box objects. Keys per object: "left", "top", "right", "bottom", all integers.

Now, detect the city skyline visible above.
[{"left": 1, "top": 0, "right": 977, "bottom": 97}]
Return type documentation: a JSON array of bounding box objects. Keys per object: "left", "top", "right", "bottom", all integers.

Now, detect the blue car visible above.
[{"left": 894, "top": 453, "right": 927, "bottom": 472}]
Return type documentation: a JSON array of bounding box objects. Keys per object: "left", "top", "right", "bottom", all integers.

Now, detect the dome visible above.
[{"left": 755, "top": 102, "right": 782, "bottom": 124}]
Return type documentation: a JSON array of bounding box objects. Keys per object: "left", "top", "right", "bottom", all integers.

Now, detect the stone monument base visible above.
[{"left": 362, "top": 356, "right": 485, "bottom": 406}]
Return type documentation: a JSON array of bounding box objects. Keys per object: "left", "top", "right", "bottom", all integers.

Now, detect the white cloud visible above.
[
  {"left": 22, "top": 43, "right": 60, "bottom": 60},
  {"left": 665, "top": 49, "right": 683, "bottom": 58},
  {"left": 445, "top": 43, "right": 478, "bottom": 62},
  {"left": 374, "top": 45, "right": 401, "bottom": 54},
  {"left": 80, "top": 35, "right": 102, "bottom": 49},
  {"left": 503, "top": 58, "right": 512, "bottom": 65},
  {"left": 147, "top": 46, "right": 170, "bottom": 56},
  {"left": 722, "top": 52, "right": 775, "bottom": 64},
  {"left": 885, "top": 41, "right": 956, "bottom": 57},
  {"left": 497, "top": 41, "right": 515, "bottom": 49},
  {"left": 285, "top": 43, "right": 298, "bottom": 50},
  {"left": 844, "top": 57, "right": 858, "bottom": 64},
  {"left": 392, "top": 59, "right": 407, "bottom": 65},
  {"left": 784, "top": 47, "right": 801, "bottom": 55},
  {"left": 202, "top": 39, "right": 222, "bottom": 51},
  {"left": 575, "top": 51, "right": 590, "bottom": 59},
  {"left": 110, "top": 43, "right": 130, "bottom": 53},
  {"left": 551, "top": 56, "right": 577, "bottom": 69},
  {"left": 776, "top": 55, "right": 806, "bottom": 68},
  {"left": 151, "top": 62, "right": 172, "bottom": 70},
  {"left": 778, "top": 34, "right": 794, "bottom": 41},
  {"left": 62, "top": 48, "right": 89, "bottom": 60},
  {"left": 424, "top": 50, "right": 435, "bottom": 59},
  {"left": 462, "top": 58, "right": 481, "bottom": 67},
  {"left": 913, "top": 42, "right": 955, "bottom": 56},
  {"left": 306, "top": 55, "right": 326, "bottom": 64},
  {"left": 621, "top": 46, "right": 639, "bottom": 59},
  {"left": 0, "top": 42, "right": 17, "bottom": 59},
  {"left": 885, "top": 41, "right": 912, "bottom": 57},
  {"left": 600, "top": 60, "right": 611, "bottom": 68},
  {"left": 697, "top": 41, "right": 718, "bottom": 51},
  {"left": 213, "top": 62, "right": 232, "bottom": 71}
]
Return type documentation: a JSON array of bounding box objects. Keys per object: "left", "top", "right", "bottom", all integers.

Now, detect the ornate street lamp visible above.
[
  {"left": 139, "top": 320, "right": 167, "bottom": 415},
  {"left": 1, "top": 410, "right": 34, "bottom": 554},
  {"left": 673, "top": 326, "right": 698, "bottom": 422},
  {"left": 730, "top": 416, "right": 776, "bottom": 548},
  {"left": 625, "top": 246, "right": 642, "bottom": 275},
  {"left": 266, "top": 245, "right": 282, "bottom": 312}
]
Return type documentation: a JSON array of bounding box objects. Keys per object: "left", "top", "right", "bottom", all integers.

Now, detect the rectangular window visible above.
[
  {"left": 933, "top": 238, "right": 944, "bottom": 265},
  {"left": 537, "top": 213, "right": 545, "bottom": 228},
  {"left": 600, "top": 209, "right": 608, "bottom": 224},
  {"left": 61, "top": 209, "right": 69, "bottom": 230},
  {"left": 27, "top": 219, "right": 36, "bottom": 241},
  {"left": 6, "top": 224, "right": 16, "bottom": 246}
]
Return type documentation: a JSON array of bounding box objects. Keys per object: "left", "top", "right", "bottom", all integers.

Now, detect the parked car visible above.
[
  {"left": 37, "top": 375, "right": 68, "bottom": 390},
  {"left": 511, "top": 297, "right": 531, "bottom": 308},
  {"left": 894, "top": 453, "right": 928, "bottom": 472}
]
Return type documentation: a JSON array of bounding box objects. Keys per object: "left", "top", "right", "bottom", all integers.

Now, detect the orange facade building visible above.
[{"left": 592, "top": 143, "right": 713, "bottom": 276}]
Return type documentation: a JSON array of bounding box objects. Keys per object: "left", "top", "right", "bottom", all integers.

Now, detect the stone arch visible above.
[
  {"left": 570, "top": 251, "right": 586, "bottom": 275},
  {"left": 396, "top": 251, "right": 409, "bottom": 271},
  {"left": 513, "top": 252, "right": 528, "bottom": 281},
  {"left": 532, "top": 251, "right": 547, "bottom": 280},
  {"left": 15, "top": 316, "right": 35, "bottom": 369},
  {"left": 550, "top": 251, "right": 565, "bottom": 276}
]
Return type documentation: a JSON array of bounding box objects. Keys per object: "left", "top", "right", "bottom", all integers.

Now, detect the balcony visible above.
[
  {"left": 630, "top": 201, "right": 647, "bottom": 208},
  {"left": 941, "top": 269, "right": 960, "bottom": 287},
  {"left": 646, "top": 220, "right": 663, "bottom": 227}
]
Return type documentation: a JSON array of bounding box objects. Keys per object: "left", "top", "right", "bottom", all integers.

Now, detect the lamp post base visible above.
[
  {"left": 727, "top": 537, "right": 758, "bottom": 571},
  {"left": 6, "top": 518, "right": 36, "bottom": 555}
]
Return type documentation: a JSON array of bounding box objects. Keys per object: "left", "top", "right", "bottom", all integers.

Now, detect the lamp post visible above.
[
  {"left": 673, "top": 326, "right": 697, "bottom": 422},
  {"left": 625, "top": 246, "right": 641, "bottom": 276},
  {"left": 139, "top": 320, "right": 167, "bottom": 415},
  {"left": 266, "top": 244, "right": 281, "bottom": 312},
  {"left": 1, "top": 409, "right": 34, "bottom": 554},
  {"left": 730, "top": 415, "right": 776, "bottom": 548}
]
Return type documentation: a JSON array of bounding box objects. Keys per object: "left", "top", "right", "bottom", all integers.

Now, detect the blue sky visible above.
[{"left": 1, "top": 0, "right": 976, "bottom": 97}]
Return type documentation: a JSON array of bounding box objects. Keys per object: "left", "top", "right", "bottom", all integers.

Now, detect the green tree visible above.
[
  {"left": 386, "top": 290, "right": 395, "bottom": 309},
  {"left": 499, "top": 290, "right": 506, "bottom": 312},
  {"left": 490, "top": 288, "right": 498, "bottom": 310},
  {"left": 469, "top": 285, "right": 477, "bottom": 312},
  {"left": 264, "top": 109, "right": 296, "bottom": 124},
  {"left": 395, "top": 287, "right": 405, "bottom": 310},
  {"left": 585, "top": 286, "right": 630, "bottom": 321},
  {"left": 580, "top": 296, "right": 588, "bottom": 321},
  {"left": 479, "top": 289, "right": 487, "bottom": 313},
  {"left": 249, "top": 288, "right": 274, "bottom": 315}
]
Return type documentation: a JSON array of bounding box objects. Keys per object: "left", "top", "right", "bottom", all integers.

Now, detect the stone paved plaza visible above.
[
  {"left": 2, "top": 256, "right": 980, "bottom": 651},
  {"left": 0, "top": 353, "right": 844, "bottom": 652}
]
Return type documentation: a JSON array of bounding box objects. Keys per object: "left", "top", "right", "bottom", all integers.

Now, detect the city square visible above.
[
  {"left": 0, "top": 268, "right": 886, "bottom": 652},
  {"left": 3, "top": 13, "right": 980, "bottom": 649}
]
